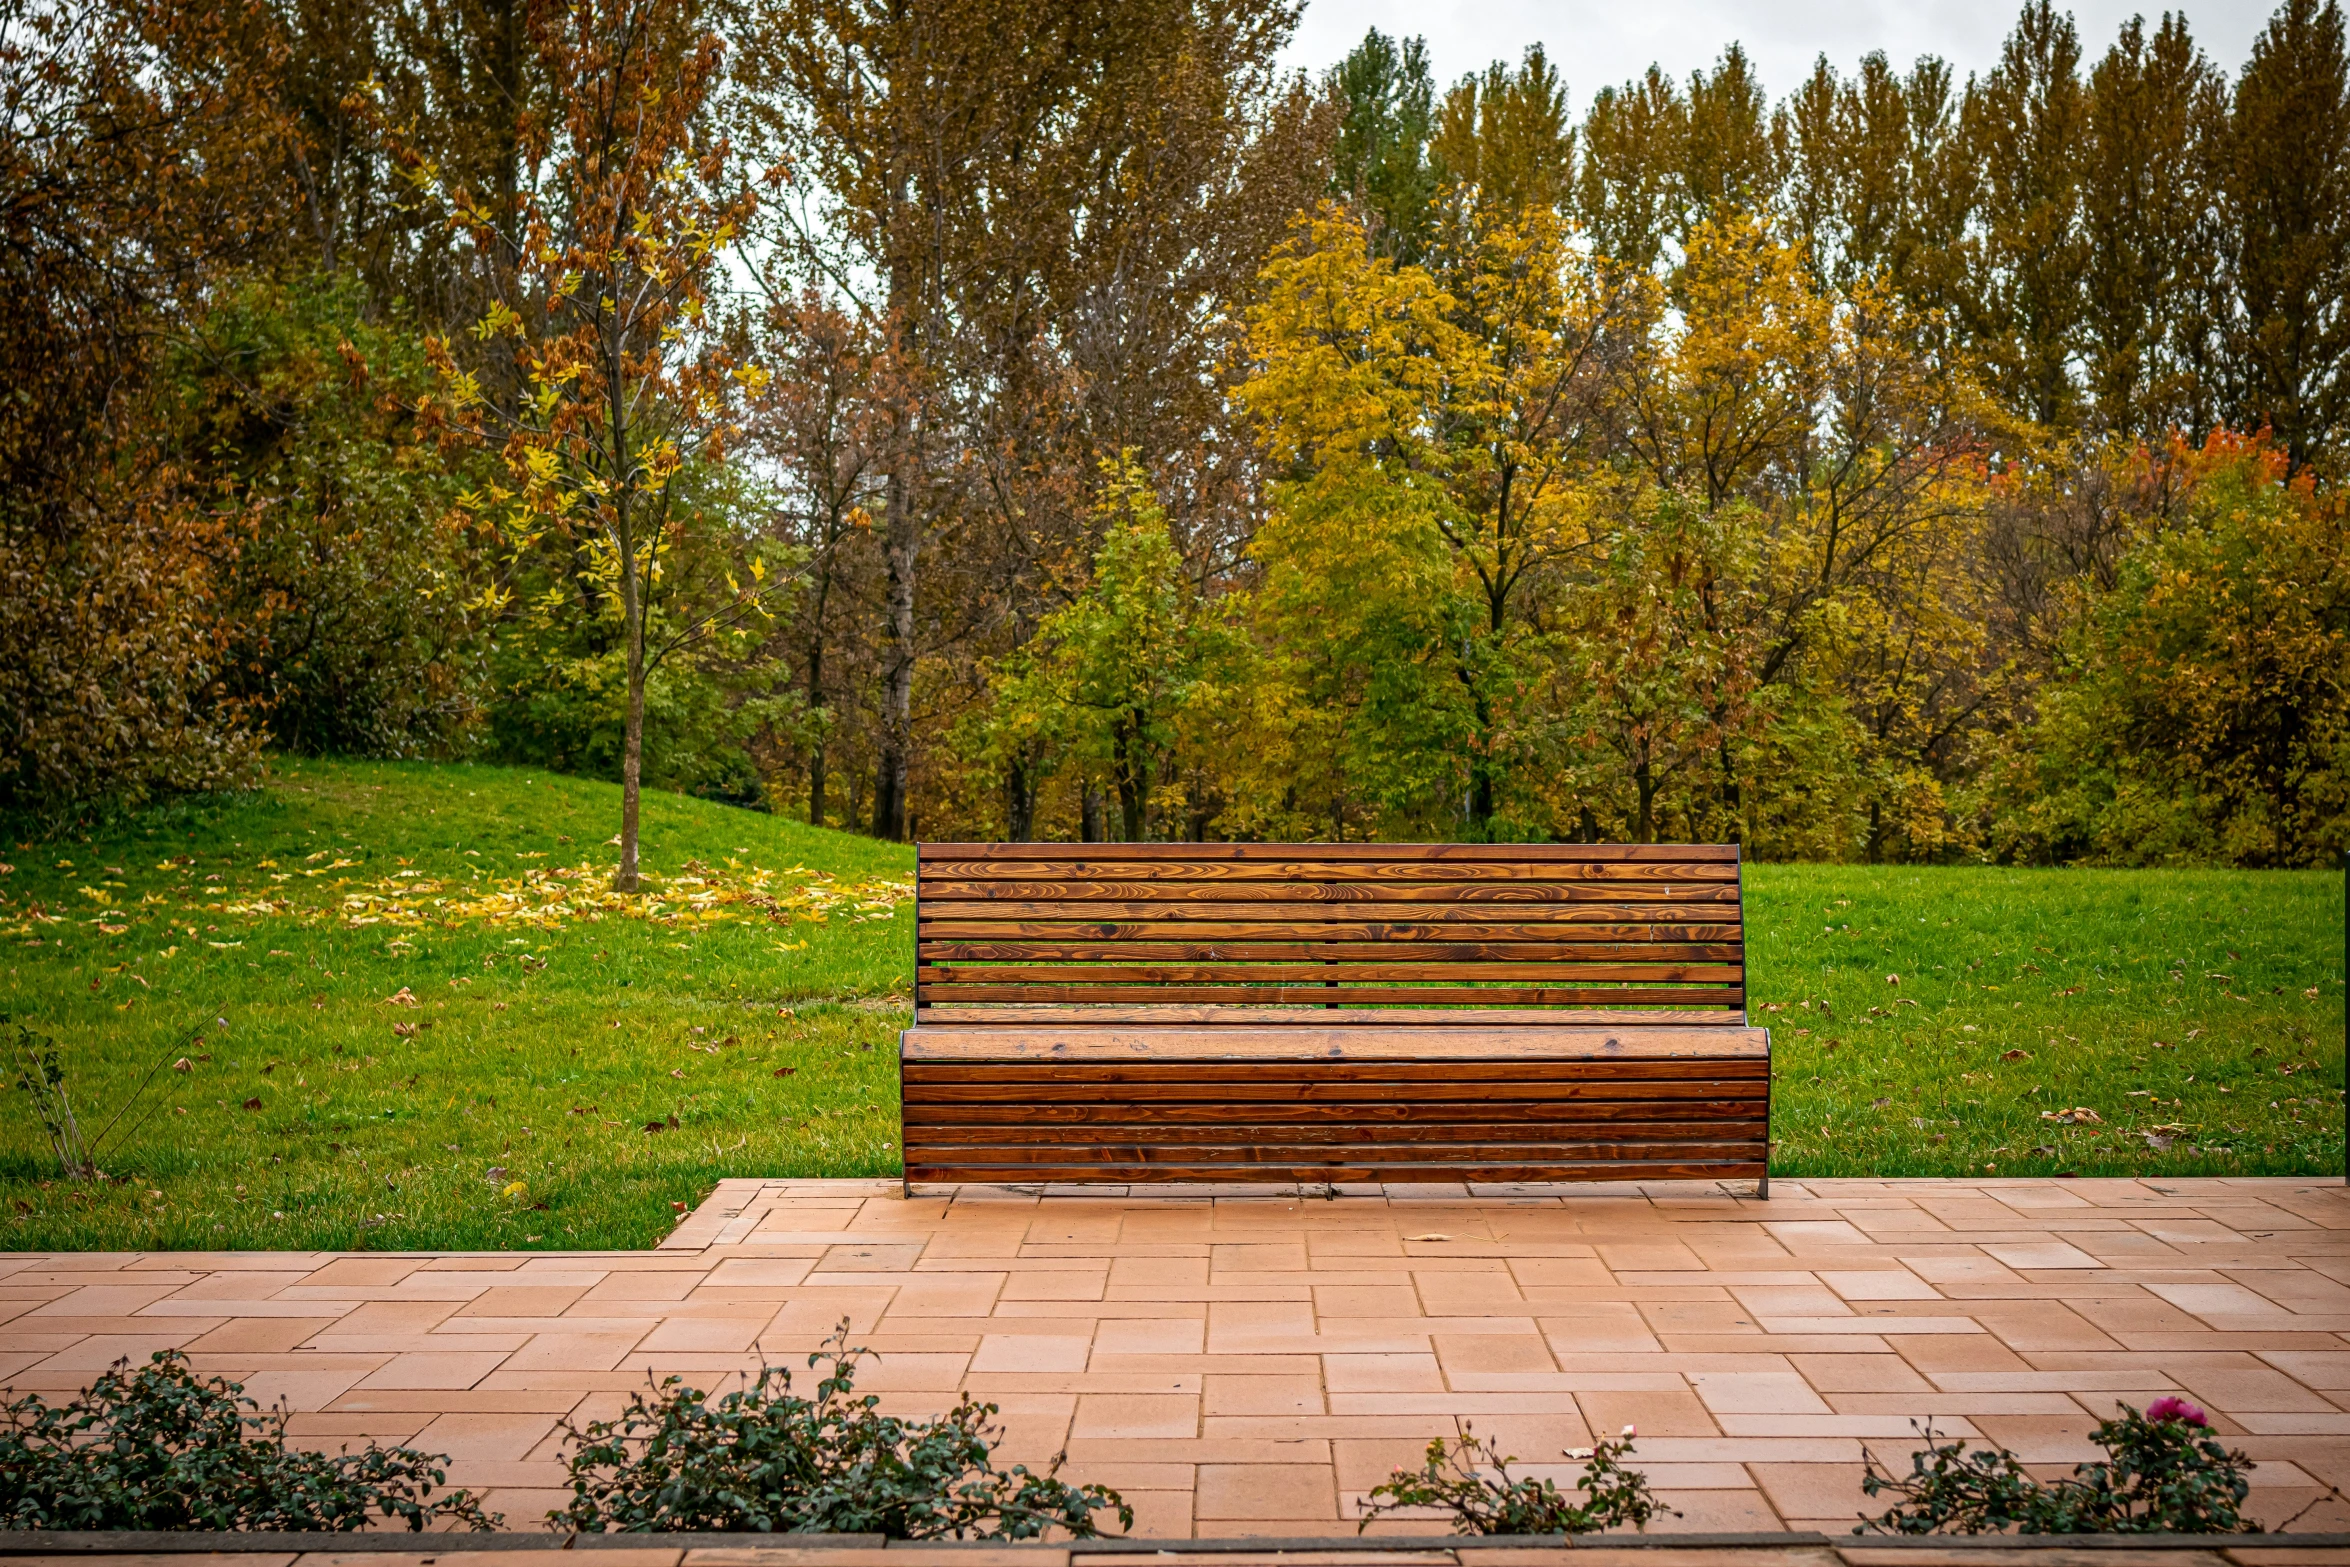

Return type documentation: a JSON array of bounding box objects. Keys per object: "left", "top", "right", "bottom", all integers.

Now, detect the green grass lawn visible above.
[
  {"left": 0, "top": 759, "right": 2340, "bottom": 1254},
  {"left": 0, "top": 758, "right": 914, "bottom": 1253},
  {"left": 1751, "top": 864, "right": 2343, "bottom": 1179}
]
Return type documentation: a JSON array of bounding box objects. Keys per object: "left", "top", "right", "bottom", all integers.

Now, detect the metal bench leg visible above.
[{"left": 1756, "top": 1173, "right": 1770, "bottom": 1200}]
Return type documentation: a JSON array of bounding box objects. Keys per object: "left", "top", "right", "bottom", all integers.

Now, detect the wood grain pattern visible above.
[
  {"left": 900, "top": 841, "right": 1764, "bottom": 1187},
  {"left": 901, "top": 1025, "right": 1767, "bottom": 1063},
  {"left": 921, "top": 984, "right": 1745, "bottom": 1007},
  {"left": 906, "top": 1159, "right": 1767, "bottom": 1182},
  {"left": 921, "top": 842, "right": 1738, "bottom": 861},
  {"left": 913, "top": 1004, "right": 1750, "bottom": 1025},
  {"left": 919, "top": 891, "right": 1740, "bottom": 920},
  {"left": 916, "top": 878, "right": 1748, "bottom": 902}
]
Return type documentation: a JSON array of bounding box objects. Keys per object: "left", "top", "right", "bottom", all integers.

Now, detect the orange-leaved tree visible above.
[{"left": 372, "top": 0, "right": 768, "bottom": 891}]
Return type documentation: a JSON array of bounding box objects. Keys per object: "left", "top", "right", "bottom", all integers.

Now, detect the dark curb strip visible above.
[{"left": 2, "top": 1534, "right": 2347, "bottom": 1554}]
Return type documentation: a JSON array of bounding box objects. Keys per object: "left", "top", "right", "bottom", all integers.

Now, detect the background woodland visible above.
[{"left": 6, "top": 0, "right": 2350, "bottom": 865}]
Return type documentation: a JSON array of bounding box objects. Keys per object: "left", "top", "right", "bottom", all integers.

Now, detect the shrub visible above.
[
  {"left": 553, "top": 1328, "right": 1129, "bottom": 1537},
  {"left": 0, "top": 1350, "right": 498, "bottom": 1530},
  {"left": 1357, "top": 1425, "right": 1670, "bottom": 1535},
  {"left": 1858, "top": 1399, "right": 2256, "bottom": 1534}
]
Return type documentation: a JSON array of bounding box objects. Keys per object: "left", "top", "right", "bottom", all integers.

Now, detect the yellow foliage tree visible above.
[{"left": 1235, "top": 202, "right": 1643, "bottom": 837}]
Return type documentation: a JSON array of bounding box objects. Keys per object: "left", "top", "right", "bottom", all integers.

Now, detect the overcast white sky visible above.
[{"left": 1283, "top": 0, "right": 2280, "bottom": 107}]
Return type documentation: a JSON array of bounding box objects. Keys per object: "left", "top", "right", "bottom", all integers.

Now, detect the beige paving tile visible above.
[
  {"left": 348, "top": 1350, "right": 509, "bottom": 1390},
  {"left": 1577, "top": 1385, "right": 1719, "bottom": 1437},
  {"left": 1748, "top": 1460, "right": 1878, "bottom": 1524},
  {"left": 1071, "top": 1390, "right": 1201, "bottom": 1439},
  {"left": 1204, "top": 1374, "right": 1324, "bottom": 1416},
  {"left": 1194, "top": 1461, "right": 1336, "bottom": 1519},
  {"left": 11, "top": 1175, "right": 2349, "bottom": 1541},
  {"left": 1689, "top": 1369, "right": 1831, "bottom": 1415},
  {"left": 1094, "top": 1317, "right": 1205, "bottom": 1356}
]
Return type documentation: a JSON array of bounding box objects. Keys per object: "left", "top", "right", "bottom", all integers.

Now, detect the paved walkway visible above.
[{"left": 2, "top": 1178, "right": 2348, "bottom": 1539}]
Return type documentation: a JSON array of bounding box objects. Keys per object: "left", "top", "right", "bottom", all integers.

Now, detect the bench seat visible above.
[
  {"left": 902, "top": 1014, "right": 1767, "bottom": 1184},
  {"left": 900, "top": 843, "right": 1771, "bottom": 1192}
]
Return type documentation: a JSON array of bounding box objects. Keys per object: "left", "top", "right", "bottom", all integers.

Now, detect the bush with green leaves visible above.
[
  {"left": 0, "top": 1350, "right": 498, "bottom": 1530},
  {"left": 1859, "top": 1399, "right": 2260, "bottom": 1534},
  {"left": 1357, "top": 1425, "right": 1670, "bottom": 1535},
  {"left": 553, "top": 1328, "right": 1129, "bottom": 1537}
]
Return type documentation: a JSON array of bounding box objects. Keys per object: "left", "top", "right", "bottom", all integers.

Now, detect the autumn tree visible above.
[
  {"left": 0, "top": 0, "right": 287, "bottom": 810},
  {"left": 1238, "top": 204, "right": 1640, "bottom": 837},
  {"left": 1999, "top": 435, "right": 2350, "bottom": 864},
  {"left": 386, "top": 0, "right": 768, "bottom": 890},
  {"left": 2080, "top": 14, "right": 2226, "bottom": 441},
  {"left": 2221, "top": 0, "right": 2350, "bottom": 472},
  {"left": 746, "top": 295, "right": 891, "bottom": 827},
  {"left": 1430, "top": 44, "right": 1572, "bottom": 218},
  {"left": 738, "top": 0, "right": 1322, "bottom": 839}
]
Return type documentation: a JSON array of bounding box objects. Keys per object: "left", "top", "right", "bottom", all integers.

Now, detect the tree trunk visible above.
[
  {"left": 1006, "top": 751, "right": 1036, "bottom": 841},
  {"left": 1114, "top": 717, "right": 1150, "bottom": 842},
  {"left": 1080, "top": 780, "right": 1103, "bottom": 842},
  {"left": 874, "top": 421, "right": 916, "bottom": 842},
  {"left": 616, "top": 528, "right": 645, "bottom": 894},
  {"left": 1634, "top": 759, "right": 1656, "bottom": 844},
  {"left": 806, "top": 621, "right": 827, "bottom": 827}
]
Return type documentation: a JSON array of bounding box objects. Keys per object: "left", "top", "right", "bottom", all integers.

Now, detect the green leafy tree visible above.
[
  {"left": 1237, "top": 204, "right": 1636, "bottom": 838},
  {"left": 1995, "top": 433, "right": 2350, "bottom": 867},
  {"left": 1330, "top": 29, "right": 1439, "bottom": 258},
  {"left": 1959, "top": 1, "right": 2091, "bottom": 430},
  {"left": 986, "top": 460, "right": 1246, "bottom": 842},
  {"left": 2080, "top": 15, "right": 2227, "bottom": 442}
]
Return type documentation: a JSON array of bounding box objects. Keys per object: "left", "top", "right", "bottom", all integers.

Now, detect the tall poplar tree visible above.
[
  {"left": 2081, "top": 14, "right": 2226, "bottom": 441},
  {"left": 1960, "top": 1, "right": 2090, "bottom": 430},
  {"left": 2223, "top": 0, "right": 2350, "bottom": 471},
  {"left": 1331, "top": 29, "right": 1439, "bottom": 259},
  {"left": 1429, "top": 45, "right": 1573, "bottom": 217}
]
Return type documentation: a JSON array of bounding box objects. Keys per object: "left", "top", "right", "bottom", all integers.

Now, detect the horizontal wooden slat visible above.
[
  {"left": 902, "top": 1026, "right": 1766, "bottom": 1064},
  {"left": 918, "top": 918, "right": 1739, "bottom": 944},
  {"left": 906, "top": 1159, "right": 1767, "bottom": 1182},
  {"left": 919, "top": 878, "right": 1737, "bottom": 903},
  {"left": 905, "top": 1081, "right": 1762, "bottom": 1108},
  {"left": 921, "top": 842, "right": 1740, "bottom": 863},
  {"left": 921, "top": 984, "right": 1742, "bottom": 1007},
  {"left": 915, "top": 1005, "right": 1752, "bottom": 1026},
  {"left": 921, "top": 941, "right": 1744, "bottom": 963},
  {"left": 920, "top": 861, "right": 1739, "bottom": 885},
  {"left": 905, "top": 1056, "right": 1766, "bottom": 1080},
  {"left": 906, "top": 1137, "right": 1761, "bottom": 1164},
  {"left": 921, "top": 890, "right": 1739, "bottom": 922},
  {"left": 926, "top": 963, "right": 1743, "bottom": 986},
  {"left": 908, "top": 1118, "right": 1764, "bottom": 1144},
  {"left": 904, "top": 1097, "right": 1765, "bottom": 1125}
]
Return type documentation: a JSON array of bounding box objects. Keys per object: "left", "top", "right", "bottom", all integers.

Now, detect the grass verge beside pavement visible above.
[
  {"left": 1751, "top": 863, "right": 2343, "bottom": 1179},
  {"left": 0, "top": 759, "right": 2340, "bottom": 1254},
  {"left": 0, "top": 757, "right": 911, "bottom": 1253}
]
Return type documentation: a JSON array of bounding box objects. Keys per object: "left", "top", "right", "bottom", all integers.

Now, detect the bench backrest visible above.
[{"left": 915, "top": 842, "right": 1745, "bottom": 1019}]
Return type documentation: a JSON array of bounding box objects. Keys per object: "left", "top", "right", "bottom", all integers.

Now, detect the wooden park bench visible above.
[{"left": 898, "top": 843, "right": 1770, "bottom": 1194}]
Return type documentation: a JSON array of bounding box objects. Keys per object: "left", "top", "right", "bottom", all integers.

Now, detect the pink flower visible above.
[{"left": 2145, "top": 1395, "right": 2207, "bottom": 1427}]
